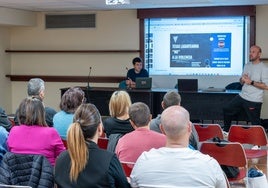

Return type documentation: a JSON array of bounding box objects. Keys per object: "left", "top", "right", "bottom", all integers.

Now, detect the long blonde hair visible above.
[
  {"left": 67, "top": 103, "right": 101, "bottom": 182},
  {"left": 109, "top": 90, "right": 132, "bottom": 117}
]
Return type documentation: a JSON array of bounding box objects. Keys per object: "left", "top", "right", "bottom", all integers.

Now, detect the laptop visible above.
[
  {"left": 177, "top": 79, "right": 198, "bottom": 92},
  {"left": 135, "top": 77, "right": 152, "bottom": 89}
]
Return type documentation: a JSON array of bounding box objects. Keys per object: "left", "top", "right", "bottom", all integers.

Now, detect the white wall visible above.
[
  {"left": 0, "top": 6, "right": 268, "bottom": 119},
  {"left": 0, "top": 27, "right": 11, "bottom": 112},
  {"left": 9, "top": 10, "right": 139, "bottom": 112},
  {"left": 256, "top": 5, "right": 268, "bottom": 118}
]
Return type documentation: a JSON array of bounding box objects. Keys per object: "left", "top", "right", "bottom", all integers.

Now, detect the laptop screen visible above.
[
  {"left": 136, "top": 77, "right": 152, "bottom": 89},
  {"left": 177, "top": 79, "right": 198, "bottom": 92}
]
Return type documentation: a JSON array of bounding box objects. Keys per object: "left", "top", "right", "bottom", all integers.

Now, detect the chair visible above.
[
  {"left": 200, "top": 142, "right": 247, "bottom": 185},
  {"left": 0, "top": 152, "right": 54, "bottom": 187},
  {"left": 225, "top": 82, "right": 242, "bottom": 90},
  {"left": 0, "top": 185, "right": 32, "bottom": 187},
  {"left": 62, "top": 139, "right": 68, "bottom": 149},
  {"left": 120, "top": 161, "right": 135, "bottom": 177},
  {"left": 97, "top": 137, "right": 109, "bottom": 150},
  {"left": 228, "top": 125, "right": 268, "bottom": 159},
  {"left": 193, "top": 123, "right": 224, "bottom": 142},
  {"left": 119, "top": 80, "right": 127, "bottom": 89}
]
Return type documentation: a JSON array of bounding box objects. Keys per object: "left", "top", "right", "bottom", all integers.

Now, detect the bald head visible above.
[
  {"left": 251, "top": 45, "right": 262, "bottom": 53},
  {"left": 161, "top": 105, "right": 191, "bottom": 141}
]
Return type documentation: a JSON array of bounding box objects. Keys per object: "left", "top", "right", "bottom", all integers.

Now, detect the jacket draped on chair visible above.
[{"left": 0, "top": 152, "right": 54, "bottom": 188}]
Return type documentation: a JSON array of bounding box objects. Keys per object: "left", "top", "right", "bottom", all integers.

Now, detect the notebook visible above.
[
  {"left": 177, "top": 79, "right": 198, "bottom": 92},
  {"left": 135, "top": 77, "right": 152, "bottom": 89}
]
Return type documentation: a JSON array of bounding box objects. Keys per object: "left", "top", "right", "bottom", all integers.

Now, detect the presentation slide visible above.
[{"left": 144, "top": 17, "right": 249, "bottom": 76}]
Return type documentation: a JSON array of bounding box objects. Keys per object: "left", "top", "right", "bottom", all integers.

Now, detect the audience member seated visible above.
[
  {"left": 7, "top": 97, "right": 65, "bottom": 166},
  {"left": 103, "top": 90, "right": 134, "bottom": 138},
  {"left": 130, "top": 106, "right": 227, "bottom": 188},
  {"left": 14, "top": 78, "right": 57, "bottom": 127},
  {"left": 115, "top": 102, "right": 166, "bottom": 163},
  {"left": 54, "top": 103, "right": 130, "bottom": 188},
  {"left": 0, "top": 107, "right": 12, "bottom": 131},
  {"left": 150, "top": 90, "right": 199, "bottom": 149},
  {"left": 53, "top": 87, "right": 85, "bottom": 140},
  {"left": 0, "top": 126, "right": 8, "bottom": 161},
  {"left": 126, "top": 57, "right": 149, "bottom": 89}
]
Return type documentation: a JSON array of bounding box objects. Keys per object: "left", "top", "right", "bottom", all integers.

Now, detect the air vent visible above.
[{"left": 45, "top": 14, "right": 96, "bottom": 29}]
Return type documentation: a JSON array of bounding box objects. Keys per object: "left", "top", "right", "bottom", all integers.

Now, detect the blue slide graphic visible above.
[{"left": 170, "top": 33, "right": 231, "bottom": 68}]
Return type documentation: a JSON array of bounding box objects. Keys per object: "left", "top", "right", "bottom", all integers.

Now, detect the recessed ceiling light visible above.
[{"left": 106, "top": 0, "right": 130, "bottom": 5}]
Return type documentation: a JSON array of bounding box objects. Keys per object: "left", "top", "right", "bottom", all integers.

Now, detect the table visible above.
[{"left": 60, "top": 87, "right": 245, "bottom": 122}]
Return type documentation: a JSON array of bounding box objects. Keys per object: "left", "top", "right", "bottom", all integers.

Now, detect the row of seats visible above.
[
  {"left": 195, "top": 123, "right": 268, "bottom": 159},
  {"left": 194, "top": 123, "right": 268, "bottom": 158},
  {"left": 195, "top": 123, "right": 268, "bottom": 186},
  {"left": 115, "top": 124, "right": 268, "bottom": 186}
]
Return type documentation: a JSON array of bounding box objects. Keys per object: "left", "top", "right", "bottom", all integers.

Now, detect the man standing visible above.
[{"left": 223, "top": 45, "right": 268, "bottom": 132}]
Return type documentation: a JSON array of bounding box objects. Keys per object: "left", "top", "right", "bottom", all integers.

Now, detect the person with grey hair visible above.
[
  {"left": 150, "top": 90, "right": 181, "bottom": 133},
  {"left": 14, "top": 78, "right": 57, "bottom": 127},
  {"left": 150, "top": 90, "right": 199, "bottom": 149},
  {"left": 115, "top": 102, "right": 166, "bottom": 163},
  {"left": 130, "top": 106, "right": 227, "bottom": 188},
  {"left": 27, "top": 78, "right": 45, "bottom": 99}
]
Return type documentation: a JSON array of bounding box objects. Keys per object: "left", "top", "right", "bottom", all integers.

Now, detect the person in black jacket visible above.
[{"left": 54, "top": 103, "right": 130, "bottom": 188}]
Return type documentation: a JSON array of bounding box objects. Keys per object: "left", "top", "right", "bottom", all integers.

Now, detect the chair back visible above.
[
  {"left": 119, "top": 81, "right": 127, "bottom": 89},
  {"left": 0, "top": 185, "right": 32, "bottom": 187},
  {"left": 228, "top": 125, "right": 268, "bottom": 158},
  {"left": 120, "top": 161, "right": 135, "bottom": 177},
  {"left": 193, "top": 123, "right": 224, "bottom": 142},
  {"left": 228, "top": 125, "right": 268, "bottom": 146},
  {"left": 62, "top": 139, "right": 68, "bottom": 149},
  {"left": 200, "top": 142, "right": 247, "bottom": 183},
  {"left": 97, "top": 137, "right": 109, "bottom": 150}
]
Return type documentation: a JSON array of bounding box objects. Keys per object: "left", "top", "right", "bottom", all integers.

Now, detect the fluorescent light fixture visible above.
[{"left": 106, "top": 0, "right": 130, "bottom": 5}]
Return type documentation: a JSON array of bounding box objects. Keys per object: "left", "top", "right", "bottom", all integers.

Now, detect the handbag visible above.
[
  {"left": 248, "top": 175, "right": 268, "bottom": 188},
  {"left": 248, "top": 167, "right": 268, "bottom": 188}
]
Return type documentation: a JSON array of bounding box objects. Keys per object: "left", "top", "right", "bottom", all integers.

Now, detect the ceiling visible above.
[{"left": 0, "top": 0, "right": 267, "bottom": 12}]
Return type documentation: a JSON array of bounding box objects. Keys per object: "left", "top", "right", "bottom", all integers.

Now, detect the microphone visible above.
[
  {"left": 87, "top": 66, "right": 92, "bottom": 90},
  {"left": 125, "top": 67, "right": 132, "bottom": 89},
  {"left": 85, "top": 66, "right": 92, "bottom": 103}
]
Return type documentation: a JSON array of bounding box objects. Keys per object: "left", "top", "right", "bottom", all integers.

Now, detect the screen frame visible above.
[
  {"left": 138, "top": 6, "right": 256, "bottom": 67},
  {"left": 143, "top": 16, "right": 249, "bottom": 76}
]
